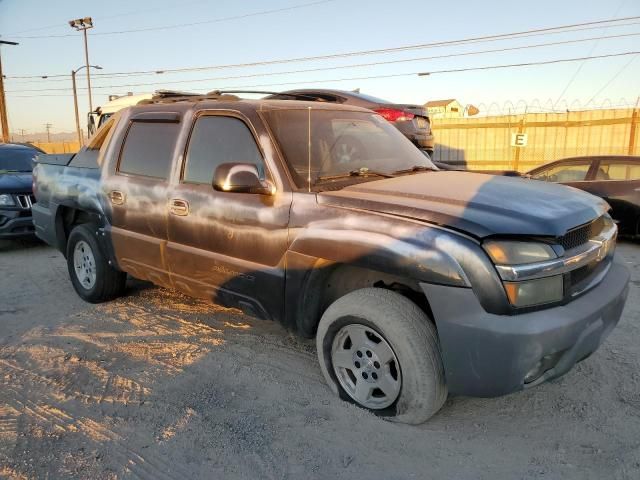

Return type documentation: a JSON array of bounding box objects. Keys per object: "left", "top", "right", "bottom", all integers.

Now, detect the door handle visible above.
[
  {"left": 169, "top": 199, "right": 189, "bottom": 216},
  {"left": 109, "top": 190, "right": 125, "bottom": 205}
]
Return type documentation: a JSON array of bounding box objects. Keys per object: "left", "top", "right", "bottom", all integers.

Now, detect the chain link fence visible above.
[{"left": 431, "top": 103, "right": 640, "bottom": 172}]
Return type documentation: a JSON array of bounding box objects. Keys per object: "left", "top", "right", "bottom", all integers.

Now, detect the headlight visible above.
[
  {"left": 484, "top": 240, "right": 557, "bottom": 265},
  {"left": 0, "top": 194, "right": 15, "bottom": 206},
  {"left": 504, "top": 275, "right": 564, "bottom": 308}
]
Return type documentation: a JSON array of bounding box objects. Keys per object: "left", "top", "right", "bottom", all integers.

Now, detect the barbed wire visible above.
[{"left": 443, "top": 97, "right": 640, "bottom": 117}]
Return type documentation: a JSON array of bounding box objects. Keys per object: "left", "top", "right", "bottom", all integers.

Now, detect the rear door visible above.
[
  {"left": 103, "top": 113, "right": 181, "bottom": 287},
  {"left": 165, "top": 111, "right": 291, "bottom": 320}
]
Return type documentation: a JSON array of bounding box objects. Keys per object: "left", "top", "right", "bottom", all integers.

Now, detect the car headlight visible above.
[
  {"left": 0, "top": 194, "right": 15, "bottom": 206},
  {"left": 484, "top": 240, "right": 557, "bottom": 265},
  {"left": 504, "top": 275, "right": 564, "bottom": 308}
]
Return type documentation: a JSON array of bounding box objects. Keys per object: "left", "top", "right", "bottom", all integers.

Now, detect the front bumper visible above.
[
  {"left": 0, "top": 209, "right": 35, "bottom": 238},
  {"left": 421, "top": 258, "right": 630, "bottom": 397}
]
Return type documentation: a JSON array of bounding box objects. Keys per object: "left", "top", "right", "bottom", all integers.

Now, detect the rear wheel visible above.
[
  {"left": 316, "top": 287, "right": 447, "bottom": 424},
  {"left": 66, "top": 224, "right": 126, "bottom": 303}
]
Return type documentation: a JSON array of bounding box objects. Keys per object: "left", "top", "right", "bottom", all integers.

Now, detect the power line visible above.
[
  {"left": 3, "top": 0, "right": 210, "bottom": 35},
  {"left": 8, "top": 30, "right": 640, "bottom": 87},
  {"left": 586, "top": 54, "right": 639, "bottom": 103},
  {"left": 8, "top": 34, "right": 640, "bottom": 93},
  {"left": 5, "top": 17, "right": 640, "bottom": 82},
  {"left": 7, "top": 50, "right": 639, "bottom": 98},
  {"left": 8, "top": 0, "right": 338, "bottom": 39},
  {"left": 554, "top": 0, "right": 631, "bottom": 105}
]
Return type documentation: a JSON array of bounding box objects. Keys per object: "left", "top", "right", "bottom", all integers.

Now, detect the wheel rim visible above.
[
  {"left": 331, "top": 323, "right": 401, "bottom": 409},
  {"left": 73, "top": 240, "right": 96, "bottom": 290}
]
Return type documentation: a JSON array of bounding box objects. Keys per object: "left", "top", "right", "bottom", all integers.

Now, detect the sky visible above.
[{"left": 0, "top": 0, "right": 639, "bottom": 135}]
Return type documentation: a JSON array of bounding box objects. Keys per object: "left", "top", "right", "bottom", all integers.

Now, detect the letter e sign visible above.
[{"left": 511, "top": 133, "right": 528, "bottom": 147}]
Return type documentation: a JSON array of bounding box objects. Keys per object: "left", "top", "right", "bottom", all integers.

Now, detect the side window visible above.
[
  {"left": 183, "top": 116, "right": 264, "bottom": 185},
  {"left": 532, "top": 162, "right": 591, "bottom": 182},
  {"left": 69, "top": 117, "right": 117, "bottom": 168},
  {"left": 598, "top": 162, "right": 640, "bottom": 181},
  {"left": 118, "top": 121, "right": 179, "bottom": 179}
]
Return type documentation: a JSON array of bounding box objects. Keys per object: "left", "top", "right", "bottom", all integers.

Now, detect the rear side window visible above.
[
  {"left": 118, "top": 122, "right": 179, "bottom": 179},
  {"left": 531, "top": 162, "right": 591, "bottom": 182},
  {"left": 183, "top": 116, "right": 264, "bottom": 184},
  {"left": 596, "top": 161, "right": 640, "bottom": 181}
]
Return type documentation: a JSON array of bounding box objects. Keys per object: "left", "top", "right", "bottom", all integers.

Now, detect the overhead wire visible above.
[
  {"left": 7, "top": 34, "right": 640, "bottom": 93},
  {"left": 7, "top": 0, "right": 338, "bottom": 39},
  {"left": 7, "top": 31, "right": 640, "bottom": 87},
  {"left": 5, "top": 17, "right": 640, "bottom": 82},
  {"left": 6, "top": 50, "right": 639, "bottom": 98}
]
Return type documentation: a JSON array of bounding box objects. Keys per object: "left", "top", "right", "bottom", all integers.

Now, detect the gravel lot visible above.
[{"left": 0, "top": 238, "right": 638, "bottom": 480}]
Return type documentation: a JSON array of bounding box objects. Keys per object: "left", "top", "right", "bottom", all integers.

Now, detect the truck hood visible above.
[
  {"left": 0, "top": 172, "right": 32, "bottom": 194},
  {"left": 317, "top": 171, "right": 608, "bottom": 238}
]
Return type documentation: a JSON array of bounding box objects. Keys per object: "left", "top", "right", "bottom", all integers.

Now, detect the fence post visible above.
[
  {"left": 629, "top": 106, "right": 638, "bottom": 155},
  {"left": 513, "top": 116, "right": 526, "bottom": 171}
]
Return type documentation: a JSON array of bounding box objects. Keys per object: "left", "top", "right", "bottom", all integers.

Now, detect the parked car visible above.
[
  {"left": 33, "top": 94, "right": 629, "bottom": 424},
  {"left": 266, "top": 89, "right": 435, "bottom": 156},
  {"left": 0, "top": 143, "right": 39, "bottom": 238},
  {"left": 528, "top": 156, "right": 640, "bottom": 237}
]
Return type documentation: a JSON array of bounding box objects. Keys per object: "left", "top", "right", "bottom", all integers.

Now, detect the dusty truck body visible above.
[{"left": 32, "top": 94, "right": 629, "bottom": 423}]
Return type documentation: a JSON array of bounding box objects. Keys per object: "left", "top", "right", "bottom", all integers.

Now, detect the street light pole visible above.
[
  {"left": 82, "top": 28, "right": 93, "bottom": 112},
  {"left": 69, "top": 17, "right": 95, "bottom": 112},
  {"left": 71, "top": 64, "right": 102, "bottom": 146},
  {"left": 0, "top": 40, "right": 19, "bottom": 143}
]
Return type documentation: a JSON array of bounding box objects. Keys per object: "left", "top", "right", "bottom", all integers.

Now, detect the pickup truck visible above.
[{"left": 32, "top": 93, "right": 630, "bottom": 424}]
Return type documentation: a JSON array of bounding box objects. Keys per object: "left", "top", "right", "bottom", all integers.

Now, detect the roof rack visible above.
[{"left": 136, "top": 89, "right": 324, "bottom": 106}]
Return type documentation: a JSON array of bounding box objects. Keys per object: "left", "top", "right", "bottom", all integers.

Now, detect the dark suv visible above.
[
  {"left": 267, "top": 89, "right": 435, "bottom": 156},
  {"left": 0, "top": 143, "right": 39, "bottom": 238},
  {"left": 32, "top": 93, "right": 629, "bottom": 424}
]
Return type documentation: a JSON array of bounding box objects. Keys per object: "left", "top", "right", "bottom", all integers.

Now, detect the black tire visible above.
[
  {"left": 66, "top": 224, "right": 126, "bottom": 303},
  {"left": 316, "top": 287, "right": 447, "bottom": 424}
]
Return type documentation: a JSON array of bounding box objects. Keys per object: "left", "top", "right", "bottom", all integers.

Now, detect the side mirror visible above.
[{"left": 213, "top": 163, "right": 275, "bottom": 195}]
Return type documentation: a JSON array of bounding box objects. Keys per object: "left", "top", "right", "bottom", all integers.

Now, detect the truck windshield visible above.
[
  {"left": 263, "top": 109, "right": 435, "bottom": 189},
  {"left": 0, "top": 147, "right": 38, "bottom": 172}
]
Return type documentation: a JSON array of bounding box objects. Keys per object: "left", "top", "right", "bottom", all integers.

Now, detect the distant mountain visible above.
[{"left": 9, "top": 131, "right": 82, "bottom": 143}]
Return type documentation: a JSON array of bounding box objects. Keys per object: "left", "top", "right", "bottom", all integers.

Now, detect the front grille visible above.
[
  {"left": 15, "top": 194, "right": 35, "bottom": 209},
  {"left": 558, "top": 216, "right": 605, "bottom": 251}
]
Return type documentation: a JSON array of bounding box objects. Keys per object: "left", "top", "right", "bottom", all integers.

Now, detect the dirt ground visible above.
[{"left": 0, "top": 238, "right": 638, "bottom": 480}]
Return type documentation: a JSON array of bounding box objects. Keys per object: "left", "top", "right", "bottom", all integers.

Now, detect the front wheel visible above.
[
  {"left": 66, "top": 224, "right": 126, "bottom": 303},
  {"left": 316, "top": 288, "right": 447, "bottom": 424}
]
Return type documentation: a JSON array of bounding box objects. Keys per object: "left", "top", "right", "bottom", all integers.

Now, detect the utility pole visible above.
[
  {"left": 0, "top": 40, "right": 19, "bottom": 143},
  {"left": 44, "top": 123, "right": 52, "bottom": 143},
  {"left": 68, "top": 17, "right": 95, "bottom": 112}
]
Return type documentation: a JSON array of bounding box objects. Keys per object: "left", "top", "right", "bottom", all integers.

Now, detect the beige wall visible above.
[{"left": 431, "top": 108, "right": 640, "bottom": 171}]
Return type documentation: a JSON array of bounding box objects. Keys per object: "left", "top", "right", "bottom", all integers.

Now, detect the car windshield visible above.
[
  {"left": 0, "top": 147, "right": 38, "bottom": 172},
  {"left": 263, "top": 108, "right": 436, "bottom": 189}
]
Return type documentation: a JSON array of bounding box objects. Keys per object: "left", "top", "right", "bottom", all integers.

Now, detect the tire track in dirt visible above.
[
  {"left": 2, "top": 386, "right": 193, "bottom": 480},
  {"left": 0, "top": 405, "right": 19, "bottom": 447},
  {"left": 0, "top": 358, "right": 147, "bottom": 406}
]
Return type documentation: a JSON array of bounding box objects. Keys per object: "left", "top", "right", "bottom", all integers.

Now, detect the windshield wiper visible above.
[
  {"left": 0, "top": 169, "right": 27, "bottom": 174},
  {"left": 317, "top": 167, "right": 395, "bottom": 182},
  {"left": 393, "top": 165, "right": 437, "bottom": 175}
]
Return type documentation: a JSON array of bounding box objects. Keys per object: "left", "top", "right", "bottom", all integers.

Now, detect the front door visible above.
[{"left": 166, "top": 112, "right": 291, "bottom": 320}]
